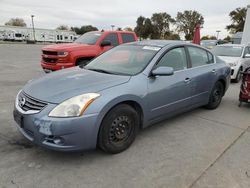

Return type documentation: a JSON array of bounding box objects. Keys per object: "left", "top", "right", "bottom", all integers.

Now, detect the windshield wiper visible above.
[{"left": 87, "top": 68, "right": 114, "bottom": 74}]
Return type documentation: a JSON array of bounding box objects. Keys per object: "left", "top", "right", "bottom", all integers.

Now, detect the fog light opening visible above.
[{"left": 53, "top": 137, "right": 64, "bottom": 145}]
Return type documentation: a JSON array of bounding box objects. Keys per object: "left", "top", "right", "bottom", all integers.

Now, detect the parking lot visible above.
[{"left": 0, "top": 43, "right": 250, "bottom": 188}]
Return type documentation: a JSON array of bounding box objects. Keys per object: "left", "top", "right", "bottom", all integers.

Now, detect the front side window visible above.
[
  {"left": 102, "top": 33, "right": 119, "bottom": 46},
  {"left": 188, "top": 47, "right": 210, "bottom": 67},
  {"left": 121, "top": 34, "right": 135, "bottom": 43},
  {"left": 156, "top": 47, "right": 187, "bottom": 71}
]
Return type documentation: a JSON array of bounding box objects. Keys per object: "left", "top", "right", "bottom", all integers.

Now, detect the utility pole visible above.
[
  {"left": 216, "top": 30, "right": 221, "bottom": 40},
  {"left": 31, "top": 15, "right": 36, "bottom": 43},
  {"left": 111, "top": 25, "right": 115, "bottom": 31}
]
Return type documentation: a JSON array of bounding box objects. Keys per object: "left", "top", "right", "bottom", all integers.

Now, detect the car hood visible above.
[
  {"left": 23, "top": 67, "right": 130, "bottom": 104},
  {"left": 42, "top": 43, "right": 94, "bottom": 52},
  {"left": 217, "top": 56, "right": 240, "bottom": 63}
]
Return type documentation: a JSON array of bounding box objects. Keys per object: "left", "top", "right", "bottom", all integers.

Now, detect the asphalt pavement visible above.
[{"left": 0, "top": 44, "right": 250, "bottom": 188}]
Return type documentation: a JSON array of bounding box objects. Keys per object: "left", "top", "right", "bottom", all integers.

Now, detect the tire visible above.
[
  {"left": 98, "top": 104, "right": 140, "bottom": 154},
  {"left": 76, "top": 59, "right": 89, "bottom": 67},
  {"left": 233, "top": 68, "right": 242, "bottom": 83},
  {"left": 205, "top": 81, "right": 224, "bottom": 109}
]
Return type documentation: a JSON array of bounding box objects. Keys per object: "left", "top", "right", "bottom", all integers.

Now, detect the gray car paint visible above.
[{"left": 13, "top": 41, "right": 231, "bottom": 151}]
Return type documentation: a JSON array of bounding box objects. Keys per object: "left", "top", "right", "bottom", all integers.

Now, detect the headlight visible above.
[
  {"left": 228, "top": 62, "right": 238, "bottom": 67},
  {"left": 57, "top": 52, "right": 68, "bottom": 57},
  {"left": 49, "top": 93, "right": 100, "bottom": 117}
]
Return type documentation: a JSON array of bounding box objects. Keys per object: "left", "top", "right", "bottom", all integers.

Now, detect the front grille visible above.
[
  {"left": 43, "top": 57, "right": 57, "bottom": 63},
  {"left": 42, "top": 50, "right": 57, "bottom": 55},
  {"left": 18, "top": 92, "right": 47, "bottom": 112}
]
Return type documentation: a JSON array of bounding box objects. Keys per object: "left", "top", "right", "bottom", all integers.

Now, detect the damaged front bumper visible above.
[{"left": 13, "top": 97, "right": 100, "bottom": 152}]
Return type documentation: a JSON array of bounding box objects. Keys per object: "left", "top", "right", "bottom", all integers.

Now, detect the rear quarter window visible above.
[
  {"left": 121, "top": 33, "right": 135, "bottom": 43},
  {"left": 188, "top": 47, "right": 213, "bottom": 67}
]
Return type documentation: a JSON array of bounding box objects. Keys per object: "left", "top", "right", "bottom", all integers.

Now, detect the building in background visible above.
[
  {"left": 241, "top": 5, "right": 250, "bottom": 45},
  {"left": 0, "top": 25, "right": 76, "bottom": 43}
]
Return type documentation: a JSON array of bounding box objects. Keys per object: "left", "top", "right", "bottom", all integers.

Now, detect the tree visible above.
[
  {"left": 123, "top": 27, "right": 133, "bottom": 32},
  {"left": 226, "top": 7, "right": 247, "bottom": 33},
  {"left": 165, "top": 33, "right": 181, "bottom": 40},
  {"left": 201, "top": 35, "right": 217, "bottom": 40},
  {"left": 5, "top": 18, "right": 26, "bottom": 27},
  {"left": 175, "top": 10, "right": 204, "bottom": 40},
  {"left": 224, "top": 36, "right": 232, "bottom": 42},
  {"left": 56, "top": 25, "right": 69, "bottom": 30},
  {"left": 151, "top": 12, "right": 175, "bottom": 39},
  {"left": 134, "top": 16, "right": 146, "bottom": 39},
  {"left": 71, "top": 25, "right": 98, "bottom": 35}
]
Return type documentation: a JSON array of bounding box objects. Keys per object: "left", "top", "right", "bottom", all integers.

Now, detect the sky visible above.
[{"left": 0, "top": 0, "right": 249, "bottom": 39}]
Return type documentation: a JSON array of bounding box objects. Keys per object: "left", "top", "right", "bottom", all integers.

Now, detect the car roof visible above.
[
  {"left": 128, "top": 40, "right": 190, "bottom": 48},
  {"left": 217, "top": 43, "right": 245, "bottom": 47}
]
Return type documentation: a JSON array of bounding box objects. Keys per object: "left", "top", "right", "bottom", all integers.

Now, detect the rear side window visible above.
[
  {"left": 156, "top": 47, "right": 187, "bottom": 71},
  {"left": 103, "top": 33, "right": 119, "bottom": 46},
  {"left": 188, "top": 47, "right": 212, "bottom": 67},
  {"left": 121, "top": 33, "right": 135, "bottom": 43}
]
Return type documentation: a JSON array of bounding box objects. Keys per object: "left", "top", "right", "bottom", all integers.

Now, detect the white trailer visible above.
[{"left": 241, "top": 5, "right": 250, "bottom": 45}]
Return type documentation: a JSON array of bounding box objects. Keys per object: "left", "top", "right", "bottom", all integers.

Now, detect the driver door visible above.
[{"left": 147, "top": 47, "right": 193, "bottom": 121}]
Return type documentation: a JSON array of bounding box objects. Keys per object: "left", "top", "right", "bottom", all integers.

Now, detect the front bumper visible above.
[
  {"left": 13, "top": 98, "right": 100, "bottom": 152},
  {"left": 41, "top": 61, "right": 74, "bottom": 72}
]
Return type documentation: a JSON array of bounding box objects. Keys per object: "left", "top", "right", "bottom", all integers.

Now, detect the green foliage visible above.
[
  {"left": 226, "top": 7, "right": 247, "bottom": 33},
  {"left": 56, "top": 25, "right": 69, "bottom": 30},
  {"left": 134, "top": 13, "right": 178, "bottom": 40},
  {"left": 175, "top": 10, "right": 204, "bottom": 40},
  {"left": 71, "top": 25, "right": 98, "bottom": 35},
  {"left": 223, "top": 35, "right": 232, "bottom": 42},
  {"left": 123, "top": 27, "right": 133, "bottom": 32},
  {"left": 151, "top": 12, "right": 175, "bottom": 39},
  {"left": 201, "top": 35, "right": 217, "bottom": 40},
  {"left": 5, "top": 18, "right": 27, "bottom": 27}
]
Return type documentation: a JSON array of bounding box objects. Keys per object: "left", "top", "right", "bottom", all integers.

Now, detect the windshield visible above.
[
  {"left": 74, "top": 32, "right": 102, "bottom": 45},
  {"left": 85, "top": 45, "right": 161, "bottom": 75},
  {"left": 212, "top": 46, "right": 243, "bottom": 57}
]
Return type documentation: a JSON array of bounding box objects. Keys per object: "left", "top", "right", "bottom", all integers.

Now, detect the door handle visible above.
[
  {"left": 212, "top": 69, "right": 216, "bottom": 73},
  {"left": 184, "top": 78, "right": 191, "bottom": 83}
]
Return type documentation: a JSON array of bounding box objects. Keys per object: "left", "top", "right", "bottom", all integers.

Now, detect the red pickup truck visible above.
[{"left": 41, "top": 31, "right": 138, "bottom": 72}]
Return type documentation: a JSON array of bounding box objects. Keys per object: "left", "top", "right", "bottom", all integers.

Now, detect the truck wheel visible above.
[
  {"left": 76, "top": 59, "right": 89, "bottom": 67},
  {"left": 98, "top": 104, "right": 139, "bottom": 154},
  {"left": 205, "top": 81, "right": 224, "bottom": 109}
]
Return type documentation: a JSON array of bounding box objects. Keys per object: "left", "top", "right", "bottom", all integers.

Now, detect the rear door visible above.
[
  {"left": 147, "top": 46, "right": 193, "bottom": 120},
  {"left": 121, "top": 33, "right": 136, "bottom": 44},
  {"left": 186, "top": 46, "right": 217, "bottom": 105}
]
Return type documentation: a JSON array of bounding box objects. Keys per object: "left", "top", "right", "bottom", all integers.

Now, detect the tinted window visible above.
[
  {"left": 103, "top": 33, "right": 119, "bottom": 46},
  {"left": 188, "top": 47, "right": 210, "bottom": 67},
  {"left": 207, "top": 52, "right": 214, "bottom": 64},
  {"left": 121, "top": 33, "right": 135, "bottom": 43},
  {"left": 156, "top": 47, "right": 187, "bottom": 71}
]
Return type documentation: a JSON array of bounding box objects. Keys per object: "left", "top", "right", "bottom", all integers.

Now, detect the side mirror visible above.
[
  {"left": 100, "top": 40, "right": 111, "bottom": 47},
  {"left": 244, "top": 54, "right": 250, "bottom": 58},
  {"left": 151, "top": 67, "right": 174, "bottom": 76}
]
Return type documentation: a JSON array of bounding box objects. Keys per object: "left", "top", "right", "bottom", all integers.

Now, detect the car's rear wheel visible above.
[
  {"left": 98, "top": 104, "right": 139, "bottom": 154},
  {"left": 205, "top": 81, "right": 224, "bottom": 109}
]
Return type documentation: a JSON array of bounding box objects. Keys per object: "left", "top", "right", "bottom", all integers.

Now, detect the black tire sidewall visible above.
[
  {"left": 206, "top": 81, "right": 224, "bottom": 109},
  {"left": 98, "top": 104, "right": 139, "bottom": 154}
]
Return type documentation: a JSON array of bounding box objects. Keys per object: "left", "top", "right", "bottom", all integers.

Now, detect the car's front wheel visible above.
[
  {"left": 205, "top": 81, "right": 224, "bottom": 109},
  {"left": 98, "top": 104, "right": 139, "bottom": 154},
  {"left": 233, "top": 68, "right": 242, "bottom": 83}
]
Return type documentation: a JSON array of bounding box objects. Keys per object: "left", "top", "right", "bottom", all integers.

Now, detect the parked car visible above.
[
  {"left": 41, "top": 31, "right": 138, "bottom": 73},
  {"left": 201, "top": 40, "right": 228, "bottom": 49},
  {"left": 14, "top": 41, "right": 230, "bottom": 153},
  {"left": 211, "top": 44, "right": 250, "bottom": 82}
]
